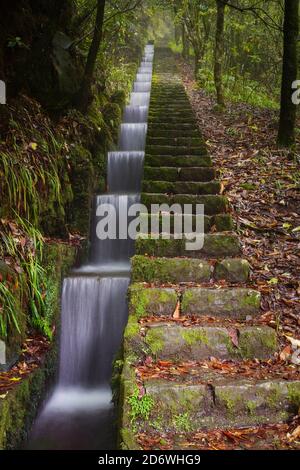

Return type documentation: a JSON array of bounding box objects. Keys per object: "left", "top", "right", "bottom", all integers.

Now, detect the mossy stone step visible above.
[
  {"left": 131, "top": 256, "right": 249, "bottom": 284},
  {"left": 148, "top": 111, "right": 195, "bottom": 120},
  {"left": 141, "top": 193, "right": 228, "bottom": 215},
  {"left": 150, "top": 97, "right": 191, "bottom": 103},
  {"left": 148, "top": 119, "right": 197, "bottom": 127},
  {"left": 143, "top": 166, "right": 216, "bottom": 182},
  {"left": 146, "top": 146, "right": 207, "bottom": 157},
  {"left": 136, "top": 233, "right": 241, "bottom": 258},
  {"left": 139, "top": 376, "right": 300, "bottom": 433},
  {"left": 146, "top": 137, "right": 205, "bottom": 147},
  {"left": 128, "top": 284, "right": 178, "bottom": 318},
  {"left": 149, "top": 107, "right": 193, "bottom": 113},
  {"left": 142, "top": 180, "right": 221, "bottom": 195},
  {"left": 149, "top": 108, "right": 193, "bottom": 114},
  {"left": 150, "top": 92, "right": 187, "bottom": 97},
  {"left": 143, "top": 324, "right": 277, "bottom": 360},
  {"left": 149, "top": 101, "right": 192, "bottom": 108},
  {"left": 145, "top": 155, "right": 212, "bottom": 167},
  {"left": 181, "top": 287, "right": 260, "bottom": 319},
  {"left": 147, "top": 130, "right": 200, "bottom": 139},
  {"left": 148, "top": 123, "right": 199, "bottom": 131},
  {"left": 138, "top": 212, "right": 233, "bottom": 233}
]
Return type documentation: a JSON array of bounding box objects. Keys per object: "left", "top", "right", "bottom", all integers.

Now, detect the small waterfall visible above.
[
  {"left": 134, "top": 82, "right": 152, "bottom": 92},
  {"left": 123, "top": 105, "right": 148, "bottom": 123},
  {"left": 119, "top": 123, "right": 148, "bottom": 150},
  {"left": 89, "top": 193, "right": 141, "bottom": 268},
  {"left": 29, "top": 44, "right": 154, "bottom": 450},
  {"left": 59, "top": 277, "right": 129, "bottom": 387},
  {"left": 107, "top": 151, "right": 145, "bottom": 191},
  {"left": 136, "top": 73, "right": 152, "bottom": 82},
  {"left": 130, "top": 92, "right": 150, "bottom": 106},
  {"left": 138, "top": 66, "right": 153, "bottom": 74},
  {"left": 140, "top": 62, "right": 153, "bottom": 69}
]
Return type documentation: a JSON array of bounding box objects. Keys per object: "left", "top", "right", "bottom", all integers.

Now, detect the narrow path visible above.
[{"left": 120, "top": 47, "right": 300, "bottom": 451}]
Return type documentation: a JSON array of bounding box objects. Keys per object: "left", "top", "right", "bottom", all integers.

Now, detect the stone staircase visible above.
[{"left": 119, "top": 48, "right": 300, "bottom": 450}]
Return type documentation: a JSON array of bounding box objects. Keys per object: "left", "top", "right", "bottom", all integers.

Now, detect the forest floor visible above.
[{"left": 178, "top": 58, "right": 300, "bottom": 355}]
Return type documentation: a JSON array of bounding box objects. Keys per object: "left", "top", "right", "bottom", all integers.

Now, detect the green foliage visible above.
[
  {"left": 0, "top": 283, "right": 21, "bottom": 339},
  {"left": 173, "top": 412, "right": 192, "bottom": 432},
  {"left": 127, "top": 387, "right": 154, "bottom": 423},
  {"left": 0, "top": 97, "right": 66, "bottom": 227},
  {"left": 197, "top": 67, "right": 279, "bottom": 109},
  {"left": 0, "top": 215, "right": 51, "bottom": 339}
]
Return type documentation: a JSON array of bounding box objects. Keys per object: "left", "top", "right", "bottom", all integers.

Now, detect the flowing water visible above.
[
  {"left": 28, "top": 44, "right": 154, "bottom": 450},
  {"left": 123, "top": 105, "right": 148, "bottom": 123}
]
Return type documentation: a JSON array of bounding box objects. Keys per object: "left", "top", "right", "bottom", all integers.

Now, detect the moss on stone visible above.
[
  {"left": 238, "top": 327, "right": 277, "bottom": 359},
  {"left": 141, "top": 194, "right": 228, "bottom": 216},
  {"left": 181, "top": 287, "right": 260, "bottom": 319},
  {"left": 128, "top": 284, "right": 177, "bottom": 318},
  {"left": 173, "top": 413, "right": 192, "bottom": 432},
  {"left": 135, "top": 233, "right": 240, "bottom": 259},
  {"left": 246, "top": 400, "right": 258, "bottom": 416},
  {"left": 181, "top": 328, "right": 209, "bottom": 346},
  {"left": 145, "top": 328, "right": 165, "bottom": 356},
  {"left": 131, "top": 255, "right": 211, "bottom": 283},
  {"left": 217, "top": 390, "right": 239, "bottom": 415},
  {"left": 67, "top": 144, "right": 94, "bottom": 235},
  {"left": 215, "top": 258, "right": 250, "bottom": 283},
  {"left": 142, "top": 181, "right": 221, "bottom": 196},
  {"left": 0, "top": 347, "right": 56, "bottom": 450},
  {"left": 213, "top": 214, "right": 234, "bottom": 232},
  {"left": 287, "top": 383, "right": 300, "bottom": 410},
  {"left": 144, "top": 155, "right": 212, "bottom": 168},
  {"left": 202, "top": 233, "right": 241, "bottom": 257}
]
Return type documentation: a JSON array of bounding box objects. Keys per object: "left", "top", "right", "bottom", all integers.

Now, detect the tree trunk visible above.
[
  {"left": 77, "top": 0, "right": 106, "bottom": 113},
  {"left": 182, "top": 24, "right": 189, "bottom": 60},
  {"left": 214, "top": 0, "right": 227, "bottom": 109},
  {"left": 175, "top": 24, "right": 181, "bottom": 45},
  {"left": 277, "top": 0, "right": 299, "bottom": 147},
  {"left": 194, "top": 46, "right": 201, "bottom": 78}
]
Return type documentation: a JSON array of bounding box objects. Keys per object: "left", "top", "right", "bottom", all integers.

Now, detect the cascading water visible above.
[
  {"left": 130, "top": 92, "right": 151, "bottom": 107},
  {"left": 123, "top": 105, "right": 148, "bottom": 123},
  {"left": 28, "top": 44, "right": 154, "bottom": 450},
  {"left": 107, "top": 152, "right": 145, "bottom": 191},
  {"left": 119, "top": 123, "right": 148, "bottom": 151}
]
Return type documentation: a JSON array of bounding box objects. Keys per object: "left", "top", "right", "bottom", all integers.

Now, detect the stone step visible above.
[
  {"left": 147, "top": 146, "right": 207, "bottom": 156},
  {"left": 150, "top": 94, "right": 187, "bottom": 99},
  {"left": 145, "top": 155, "right": 212, "bottom": 167},
  {"left": 142, "top": 180, "right": 221, "bottom": 195},
  {"left": 141, "top": 193, "right": 228, "bottom": 215},
  {"left": 149, "top": 94, "right": 188, "bottom": 99},
  {"left": 150, "top": 99, "right": 190, "bottom": 105},
  {"left": 148, "top": 107, "right": 193, "bottom": 113},
  {"left": 143, "top": 166, "right": 216, "bottom": 182},
  {"left": 148, "top": 111, "right": 195, "bottom": 120},
  {"left": 150, "top": 89, "right": 186, "bottom": 93},
  {"left": 148, "top": 119, "right": 197, "bottom": 127},
  {"left": 136, "top": 373, "right": 300, "bottom": 433},
  {"left": 128, "top": 284, "right": 258, "bottom": 319},
  {"left": 135, "top": 233, "right": 241, "bottom": 258},
  {"left": 148, "top": 123, "right": 198, "bottom": 131},
  {"left": 146, "top": 137, "right": 205, "bottom": 147},
  {"left": 142, "top": 323, "right": 277, "bottom": 360},
  {"left": 181, "top": 287, "right": 260, "bottom": 318},
  {"left": 138, "top": 212, "right": 233, "bottom": 233},
  {"left": 147, "top": 130, "right": 200, "bottom": 139},
  {"left": 131, "top": 256, "right": 250, "bottom": 284}
]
